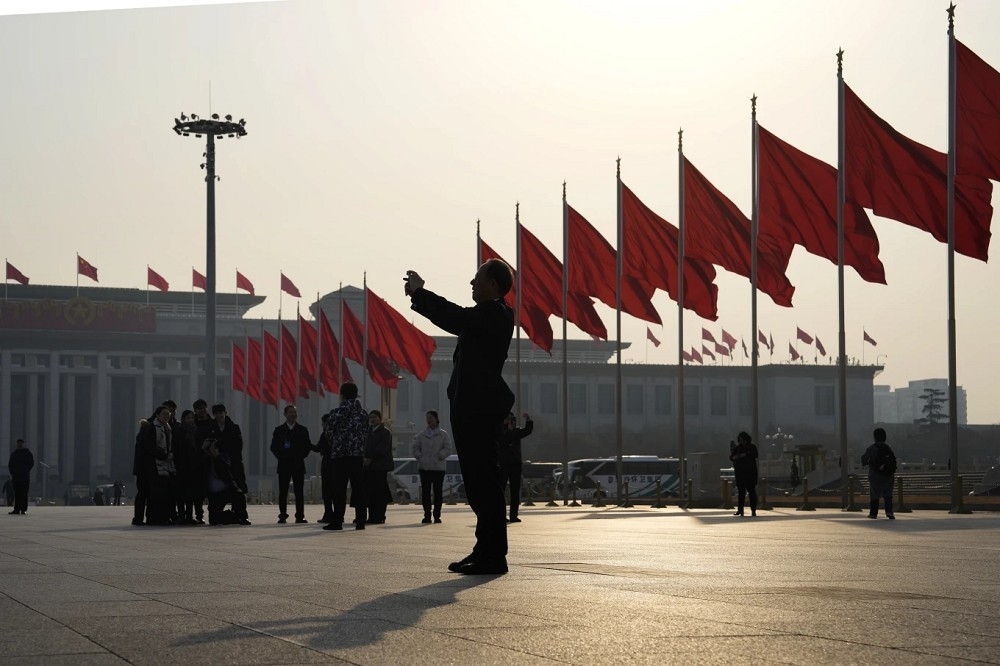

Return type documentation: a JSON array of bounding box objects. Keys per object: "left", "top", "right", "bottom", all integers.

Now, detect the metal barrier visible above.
[
  {"left": 522, "top": 481, "right": 535, "bottom": 507},
  {"left": 796, "top": 477, "right": 815, "bottom": 511},
  {"left": 895, "top": 475, "right": 912, "bottom": 513},
  {"left": 758, "top": 477, "right": 772, "bottom": 510},
  {"left": 621, "top": 481, "right": 634, "bottom": 508},
  {"left": 445, "top": 486, "right": 457, "bottom": 506},
  {"left": 652, "top": 480, "right": 665, "bottom": 509},
  {"left": 721, "top": 479, "right": 734, "bottom": 510},
  {"left": 546, "top": 484, "right": 559, "bottom": 507},
  {"left": 950, "top": 476, "right": 972, "bottom": 514},
  {"left": 593, "top": 481, "right": 606, "bottom": 507},
  {"left": 569, "top": 483, "right": 580, "bottom": 507},
  {"left": 843, "top": 475, "right": 862, "bottom": 512},
  {"left": 681, "top": 478, "right": 693, "bottom": 509}
]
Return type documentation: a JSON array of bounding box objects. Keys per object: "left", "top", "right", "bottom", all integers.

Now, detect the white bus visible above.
[
  {"left": 553, "top": 456, "right": 681, "bottom": 499},
  {"left": 390, "top": 456, "right": 465, "bottom": 501}
]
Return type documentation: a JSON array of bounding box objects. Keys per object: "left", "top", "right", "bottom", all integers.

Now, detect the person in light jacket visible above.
[{"left": 411, "top": 410, "right": 454, "bottom": 524}]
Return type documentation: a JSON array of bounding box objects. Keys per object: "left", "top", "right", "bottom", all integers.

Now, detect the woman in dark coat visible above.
[{"left": 729, "top": 431, "right": 759, "bottom": 517}]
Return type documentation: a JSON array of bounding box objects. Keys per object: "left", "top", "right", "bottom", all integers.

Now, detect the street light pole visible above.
[{"left": 173, "top": 113, "right": 247, "bottom": 401}]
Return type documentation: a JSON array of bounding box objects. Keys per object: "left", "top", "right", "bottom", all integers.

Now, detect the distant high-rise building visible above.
[{"left": 873, "top": 379, "right": 968, "bottom": 425}]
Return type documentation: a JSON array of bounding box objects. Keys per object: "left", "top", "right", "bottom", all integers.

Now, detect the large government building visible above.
[{"left": 0, "top": 284, "right": 881, "bottom": 499}]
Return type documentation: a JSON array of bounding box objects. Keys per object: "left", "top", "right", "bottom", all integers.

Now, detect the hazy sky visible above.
[{"left": 2, "top": 0, "right": 998, "bottom": 423}]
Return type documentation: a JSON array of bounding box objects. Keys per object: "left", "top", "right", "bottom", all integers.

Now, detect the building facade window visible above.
[
  {"left": 540, "top": 383, "right": 558, "bottom": 415},
  {"left": 710, "top": 386, "right": 728, "bottom": 416},
  {"left": 815, "top": 385, "right": 835, "bottom": 416},
  {"left": 685, "top": 384, "right": 700, "bottom": 416},
  {"left": 653, "top": 385, "right": 671, "bottom": 415},
  {"left": 626, "top": 384, "right": 644, "bottom": 416},
  {"left": 421, "top": 380, "right": 440, "bottom": 412},
  {"left": 569, "top": 384, "right": 587, "bottom": 415},
  {"left": 597, "top": 384, "right": 614, "bottom": 415},
  {"left": 738, "top": 386, "right": 752, "bottom": 417}
]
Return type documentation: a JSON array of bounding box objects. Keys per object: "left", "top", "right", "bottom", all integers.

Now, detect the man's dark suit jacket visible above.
[
  {"left": 270, "top": 422, "right": 312, "bottom": 474},
  {"left": 410, "top": 288, "right": 515, "bottom": 419}
]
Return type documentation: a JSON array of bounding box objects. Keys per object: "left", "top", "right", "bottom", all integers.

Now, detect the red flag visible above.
[
  {"left": 366, "top": 352, "right": 400, "bottom": 389},
  {"left": 681, "top": 350, "right": 692, "bottom": 363},
  {"left": 690, "top": 346, "right": 703, "bottom": 364},
  {"left": 519, "top": 223, "right": 607, "bottom": 340},
  {"left": 683, "top": 156, "right": 795, "bottom": 306},
  {"left": 701, "top": 328, "right": 717, "bottom": 344},
  {"left": 702, "top": 344, "right": 716, "bottom": 361},
  {"left": 479, "top": 236, "right": 554, "bottom": 352},
  {"left": 567, "top": 204, "right": 661, "bottom": 324},
  {"left": 246, "top": 337, "right": 262, "bottom": 402},
  {"left": 5, "top": 261, "right": 28, "bottom": 285},
  {"left": 342, "top": 301, "right": 365, "bottom": 364},
  {"left": 262, "top": 330, "right": 279, "bottom": 406},
  {"left": 742, "top": 338, "right": 749, "bottom": 358},
  {"left": 758, "top": 125, "right": 886, "bottom": 284},
  {"left": 789, "top": 343, "right": 800, "bottom": 361},
  {"left": 758, "top": 329, "right": 770, "bottom": 350},
  {"left": 318, "top": 308, "right": 344, "bottom": 393},
  {"left": 714, "top": 342, "right": 730, "bottom": 357},
  {"left": 192, "top": 269, "right": 206, "bottom": 291},
  {"left": 957, "top": 40, "right": 1000, "bottom": 180},
  {"left": 77, "top": 255, "right": 98, "bottom": 282},
  {"left": 366, "top": 287, "right": 437, "bottom": 381},
  {"left": 298, "top": 316, "right": 318, "bottom": 398},
  {"left": 236, "top": 271, "right": 255, "bottom": 296},
  {"left": 845, "top": 83, "right": 993, "bottom": 261},
  {"left": 796, "top": 327, "right": 814, "bottom": 345},
  {"left": 279, "top": 324, "right": 298, "bottom": 403},
  {"left": 147, "top": 267, "right": 169, "bottom": 292},
  {"left": 646, "top": 328, "right": 661, "bottom": 348},
  {"left": 816, "top": 336, "right": 827, "bottom": 357},
  {"left": 721, "top": 329, "right": 737, "bottom": 351},
  {"left": 231, "top": 342, "right": 246, "bottom": 393},
  {"left": 280, "top": 273, "right": 301, "bottom": 298},
  {"left": 863, "top": 330, "right": 877, "bottom": 347},
  {"left": 621, "top": 181, "right": 719, "bottom": 321}
]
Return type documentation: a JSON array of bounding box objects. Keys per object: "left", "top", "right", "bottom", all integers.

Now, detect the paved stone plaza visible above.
[{"left": 1, "top": 504, "right": 998, "bottom": 665}]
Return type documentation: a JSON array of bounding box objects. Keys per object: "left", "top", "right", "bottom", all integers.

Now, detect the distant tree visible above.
[{"left": 915, "top": 388, "right": 948, "bottom": 425}]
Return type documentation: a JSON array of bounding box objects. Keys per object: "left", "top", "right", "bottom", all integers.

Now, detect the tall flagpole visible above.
[
  {"left": 561, "top": 182, "right": 570, "bottom": 505},
  {"left": 191, "top": 267, "right": 195, "bottom": 315},
  {"left": 145, "top": 265, "right": 150, "bottom": 306},
  {"left": 615, "top": 159, "right": 624, "bottom": 501},
  {"left": 76, "top": 253, "right": 80, "bottom": 297},
  {"left": 258, "top": 317, "right": 266, "bottom": 481},
  {"left": 515, "top": 204, "right": 523, "bottom": 429},
  {"left": 235, "top": 268, "right": 239, "bottom": 316},
  {"left": 296, "top": 301, "right": 302, "bottom": 408},
  {"left": 751, "top": 96, "right": 760, "bottom": 445},
  {"left": 837, "top": 49, "right": 850, "bottom": 509},
  {"left": 338, "top": 282, "right": 345, "bottom": 391},
  {"left": 947, "top": 4, "right": 964, "bottom": 513},
  {"left": 363, "top": 272, "right": 369, "bottom": 406},
  {"left": 677, "top": 133, "right": 687, "bottom": 503}
]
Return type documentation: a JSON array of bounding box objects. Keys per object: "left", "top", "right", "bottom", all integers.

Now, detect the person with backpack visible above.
[{"left": 861, "top": 427, "right": 896, "bottom": 519}]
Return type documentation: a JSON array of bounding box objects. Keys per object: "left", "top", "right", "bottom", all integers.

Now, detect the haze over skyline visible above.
[{"left": 1, "top": 0, "right": 998, "bottom": 423}]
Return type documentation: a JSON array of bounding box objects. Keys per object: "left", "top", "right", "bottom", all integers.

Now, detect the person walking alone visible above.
[
  {"left": 7, "top": 439, "right": 34, "bottom": 515},
  {"left": 729, "top": 431, "right": 759, "bottom": 517}
]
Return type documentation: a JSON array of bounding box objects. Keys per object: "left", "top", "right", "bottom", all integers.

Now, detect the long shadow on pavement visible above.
[{"left": 170, "top": 576, "right": 495, "bottom": 652}]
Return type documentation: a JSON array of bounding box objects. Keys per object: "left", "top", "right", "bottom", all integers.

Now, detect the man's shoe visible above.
[
  {"left": 448, "top": 553, "right": 477, "bottom": 573},
  {"left": 131, "top": 519, "right": 144, "bottom": 526},
  {"left": 868, "top": 514, "right": 877, "bottom": 519},
  {"left": 751, "top": 511, "right": 757, "bottom": 517},
  {"left": 9, "top": 510, "right": 20, "bottom": 515},
  {"left": 195, "top": 518, "right": 206, "bottom": 525},
  {"left": 295, "top": 518, "right": 308, "bottom": 524},
  {"left": 239, "top": 519, "right": 252, "bottom": 526},
  {"left": 458, "top": 559, "right": 508, "bottom": 575},
  {"left": 733, "top": 512, "right": 743, "bottom": 516},
  {"left": 355, "top": 523, "right": 365, "bottom": 530},
  {"left": 421, "top": 517, "right": 432, "bottom": 524},
  {"left": 509, "top": 516, "right": 521, "bottom": 523},
  {"left": 323, "top": 523, "right": 343, "bottom": 531},
  {"left": 886, "top": 514, "right": 896, "bottom": 520},
  {"left": 277, "top": 517, "right": 287, "bottom": 524},
  {"left": 433, "top": 517, "right": 442, "bottom": 524}
]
